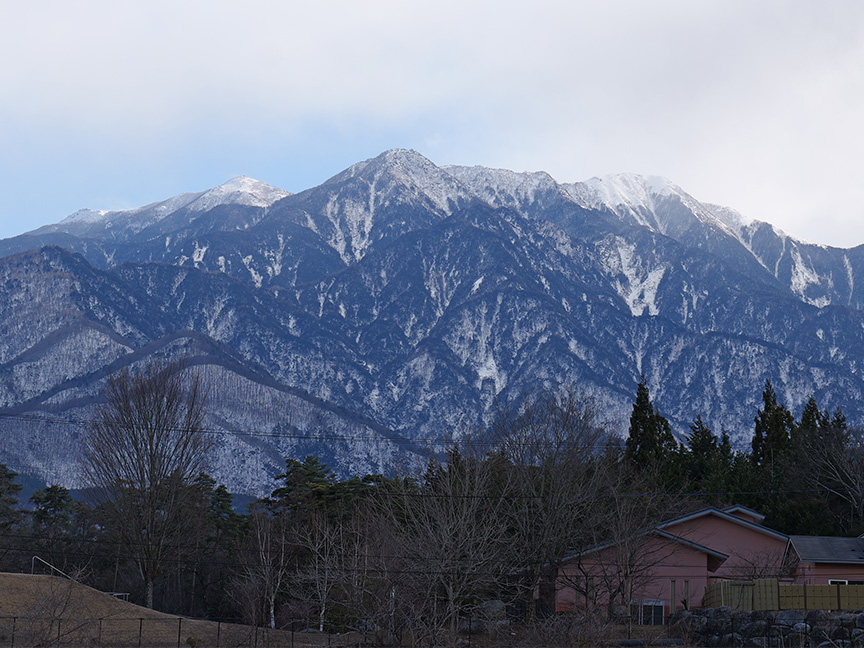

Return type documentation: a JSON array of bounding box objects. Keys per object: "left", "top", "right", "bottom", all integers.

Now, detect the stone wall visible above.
[{"left": 669, "top": 607, "right": 864, "bottom": 647}]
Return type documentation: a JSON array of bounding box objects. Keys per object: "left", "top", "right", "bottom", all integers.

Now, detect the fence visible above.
[
  {"left": 703, "top": 578, "right": 864, "bottom": 611},
  {"left": 0, "top": 616, "right": 358, "bottom": 648}
]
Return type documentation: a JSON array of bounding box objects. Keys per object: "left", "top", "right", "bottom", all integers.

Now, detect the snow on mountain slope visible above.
[
  {"left": 443, "top": 165, "right": 563, "bottom": 210},
  {"left": 564, "top": 173, "right": 738, "bottom": 239},
  {"left": 185, "top": 176, "right": 290, "bottom": 212},
  {"left": 333, "top": 149, "right": 470, "bottom": 216},
  {"left": 36, "top": 177, "right": 289, "bottom": 240},
  {"left": 9, "top": 150, "right": 864, "bottom": 494}
]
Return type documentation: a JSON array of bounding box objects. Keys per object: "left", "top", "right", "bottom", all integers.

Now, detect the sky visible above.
[{"left": 1, "top": 1, "right": 863, "bottom": 246}]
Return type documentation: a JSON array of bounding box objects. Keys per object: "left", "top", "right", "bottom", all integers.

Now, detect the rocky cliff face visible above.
[{"left": 2, "top": 149, "right": 863, "bottom": 494}]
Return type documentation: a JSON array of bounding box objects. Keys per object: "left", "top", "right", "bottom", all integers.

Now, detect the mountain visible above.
[{"left": 2, "top": 148, "right": 864, "bottom": 495}]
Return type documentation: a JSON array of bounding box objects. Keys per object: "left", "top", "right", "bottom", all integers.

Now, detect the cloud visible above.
[{"left": 1, "top": 0, "right": 863, "bottom": 245}]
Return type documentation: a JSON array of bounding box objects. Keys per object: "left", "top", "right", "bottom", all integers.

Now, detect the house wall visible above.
[
  {"left": 792, "top": 562, "right": 864, "bottom": 585},
  {"left": 555, "top": 535, "right": 710, "bottom": 616},
  {"left": 664, "top": 514, "right": 788, "bottom": 581}
]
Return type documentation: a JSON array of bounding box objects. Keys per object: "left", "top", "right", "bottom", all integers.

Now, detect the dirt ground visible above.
[{"left": 0, "top": 573, "right": 361, "bottom": 647}]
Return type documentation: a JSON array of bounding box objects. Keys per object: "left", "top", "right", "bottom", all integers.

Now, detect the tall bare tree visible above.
[
  {"left": 82, "top": 359, "right": 211, "bottom": 608},
  {"left": 489, "top": 391, "right": 608, "bottom": 620},
  {"left": 385, "top": 447, "right": 511, "bottom": 643},
  {"left": 233, "top": 504, "right": 297, "bottom": 629}
]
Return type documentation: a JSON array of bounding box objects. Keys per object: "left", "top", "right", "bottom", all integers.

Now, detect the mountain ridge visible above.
[{"left": 2, "top": 149, "right": 864, "bottom": 494}]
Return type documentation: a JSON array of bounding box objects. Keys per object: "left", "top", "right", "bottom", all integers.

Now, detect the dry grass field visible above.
[{"left": 0, "top": 573, "right": 359, "bottom": 647}]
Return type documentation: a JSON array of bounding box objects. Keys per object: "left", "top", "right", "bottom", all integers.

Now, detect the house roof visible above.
[
  {"left": 562, "top": 526, "right": 729, "bottom": 564},
  {"left": 788, "top": 536, "right": 864, "bottom": 564},
  {"left": 654, "top": 530, "right": 729, "bottom": 562},
  {"left": 659, "top": 507, "right": 788, "bottom": 542},
  {"left": 561, "top": 506, "right": 782, "bottom": 566},
  {"left": 722, "top": 505, "right": 766, "bottom": 524}
]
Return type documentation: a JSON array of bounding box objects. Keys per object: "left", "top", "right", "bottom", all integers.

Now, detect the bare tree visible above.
[
  {"left": 82, "top": 359, "right": 211, "bottom": 608},
  {"left": 297, "top": 509, "right": 345, "bottom": 632},
  {"left": 233, "top": 504, "right": 297, "bottom": 629},
  {"left": 489, "top": 391, "right": 608, "bottom": 620},
  {"left": 800, "top": 426, "right": 864, "bottom": 533},
  {"left": 557, "top": 461, "right": 688, "bottom": 633},
  {"left": 385, "top": 447, "right": 511, "bottom": 643}
]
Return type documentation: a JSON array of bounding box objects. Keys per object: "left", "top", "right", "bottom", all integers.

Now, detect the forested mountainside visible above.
[{"left": 2, "top": 148, "right": 863, "bottom": 494}]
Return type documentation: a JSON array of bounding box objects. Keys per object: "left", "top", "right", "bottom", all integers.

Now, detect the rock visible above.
[
  {"left": 739, "top": 620, "right": 770, "bottom": 638},
  {"left": 857, "top": 612, "right": 864, "bottom": 629},
  {"left": 475, "top": 599, "right": 506, "bottom": 620},
  {"left": 834, "top": 625, "right": 853, "bottom": 640},
  {"left": 792, "top": 622, "right": 811, "bottom": 634},
  {"left": 719, "top": 632, "right": 744, "bottom": 647},
  {"left": 786, "top": 631, "right": 806, "bottom": 646},
  {"left": 811, "top": 626, "right": 830, "bottom": 643},
  {"left": 840, "top": 614, "right": 858, "bottom": 629},
  {"left": 776, "top": 609, "right": 806, "bottom": 627},
  {"left": 706, "top": 607, "right": 734, "bottom": 635},
  {"left": 807, "top": 609, "right": 831, "bottom": 626}
]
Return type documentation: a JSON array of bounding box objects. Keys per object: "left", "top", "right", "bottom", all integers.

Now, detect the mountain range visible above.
[{"left": 2, "top": 149, "right": 863, "bottom": 494}]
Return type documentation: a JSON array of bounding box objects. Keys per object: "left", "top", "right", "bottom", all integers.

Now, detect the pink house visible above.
[
  {"left": 783, "top": 536, "right": 864, "bottom": 585},
  {"left": 548, "top": 506, "right": 789, "bottom": 623}
]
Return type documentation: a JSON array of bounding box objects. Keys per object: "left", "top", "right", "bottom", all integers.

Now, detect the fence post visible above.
[
  {"left": 98, "top": 618, "right": 102, "bottom": 645},
  {"left": 138, "top": 618, "right": 143, "bottom": 648},
  {"left": 177, "top": 617, "right": 182, "bottom": 648},
  {"left": 216, "top": 620, "right": 221, "bottom": 648},
  {"left": 10, "top": 617, "right": 15, "bottom": 648}
]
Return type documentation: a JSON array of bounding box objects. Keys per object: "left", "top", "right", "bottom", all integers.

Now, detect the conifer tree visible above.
[
  {"left": 625, "top": 376, "right": 678, "bottom": 469},
  {"left": 751, "top": 380, "right": 795, "bottom": 468},
  {"left": 799, "top": 395, "right": 828, "bottom": 433}
]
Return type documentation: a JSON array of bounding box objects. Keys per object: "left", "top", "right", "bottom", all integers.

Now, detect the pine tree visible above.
[
  {"left": 799, "top": 395, "right": 828, "bottom": 433},
  {"left": 684, "top": 415, "right": 717, "bottom": 481},
  {"left": 625, "top": 376, "right": 678, "bottom": 469},
  {"left": 751, "top": 380, "right": 795, "bottom": 468}
]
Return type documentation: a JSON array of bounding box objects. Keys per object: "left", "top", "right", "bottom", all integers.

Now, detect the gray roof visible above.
[{"left": 788, "top": 536, "right": 864, "bottom": 564}]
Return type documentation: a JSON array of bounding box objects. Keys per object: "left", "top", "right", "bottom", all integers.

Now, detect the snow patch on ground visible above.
[
  {"left": 789, "top": 245, "right": 830, "bottom": 306},
  {"left": 607, "top": 239, "right": 666, "bottom": 316},
  {"left": 241, "top": 254, "right": 263, "bottom": 288}
]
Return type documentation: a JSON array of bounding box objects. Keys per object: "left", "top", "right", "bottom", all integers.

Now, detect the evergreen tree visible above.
[
  {"left": 625, "top": 376, "right": 678, "bottom": 470},
  {"left": 799, "top": 395, "right": 828, "bottom": 433},
  {"left": 751, "top": 380, "right": 795, "bottom": 468}
]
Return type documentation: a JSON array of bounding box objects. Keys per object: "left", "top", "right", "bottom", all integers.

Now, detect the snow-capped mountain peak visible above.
[
  {"left": 61, "top": 208, "right": 110, "bottom": 224},
  {"left": 565, "top": 173, "right": 738, "bottom": 239},
  {"left": 185, "top": 176, "right": 290, "bottom": 212},
  {"left": 567, "top": 173, "right": 683, "bottom": 212}
]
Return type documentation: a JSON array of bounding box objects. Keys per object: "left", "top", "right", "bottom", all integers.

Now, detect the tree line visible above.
[{"left": 0, "top": 364, "right": 862, "bottom": 644}]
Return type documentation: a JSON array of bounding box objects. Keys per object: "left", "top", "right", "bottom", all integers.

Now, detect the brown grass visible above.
[{"left": 0, "top": 573, "right": 360, "bottom": 647}]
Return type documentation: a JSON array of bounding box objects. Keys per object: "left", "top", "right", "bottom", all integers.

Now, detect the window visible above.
[{"left": 630, "top": 599, "right": 664, "bottom": 626}]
